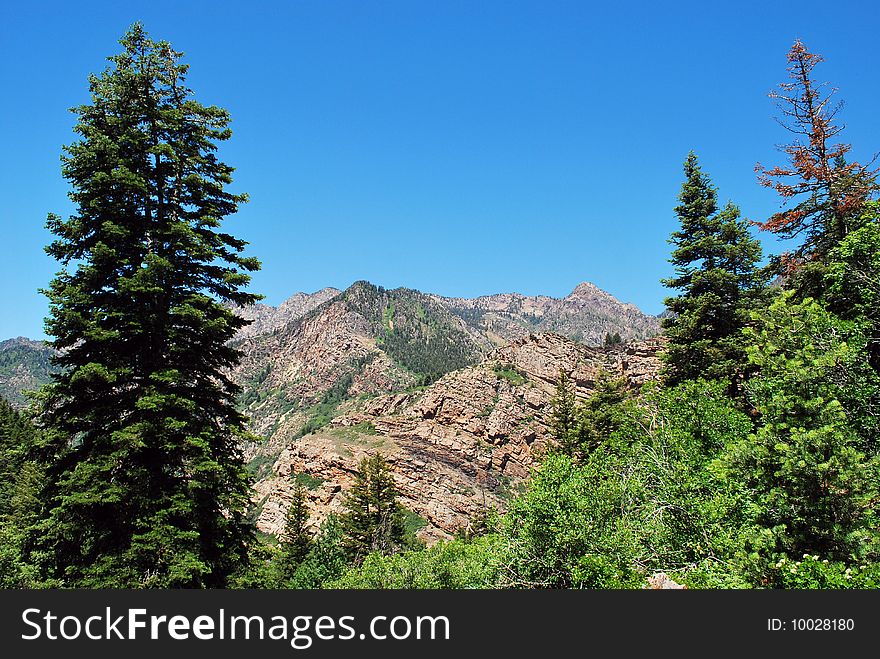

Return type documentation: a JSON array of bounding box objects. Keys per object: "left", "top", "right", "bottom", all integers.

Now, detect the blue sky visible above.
[{"left": 1, "top": 1, "right": 877, "bottom": 339}]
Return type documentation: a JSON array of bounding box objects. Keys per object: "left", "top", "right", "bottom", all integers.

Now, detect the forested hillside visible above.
[{"left": 0, "top": 339, "right": 54, "bottom": 407}]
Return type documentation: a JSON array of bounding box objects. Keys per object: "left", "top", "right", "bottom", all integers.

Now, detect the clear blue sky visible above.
[{"left": 1, "top": 1, "right": 877, "bottom": 339}]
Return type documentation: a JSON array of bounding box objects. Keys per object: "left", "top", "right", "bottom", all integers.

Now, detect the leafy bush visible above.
[
  {"left": 765, "top": 555, "right": 880, "bottom": 589},
  {"left": 329, "top": 535, "right": 503, "bottom": 589}
]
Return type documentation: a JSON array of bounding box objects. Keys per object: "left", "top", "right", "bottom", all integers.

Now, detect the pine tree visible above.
[
  {"left": 756, "top": 40, "right": 878, "bottom": 270},
  {"left": 575, "top": 371, "right": 631, "bottom": 456},
  {"left": 339, "top": 453, "right": 408, "bottom": 562},
  {"left": 279, "top": 481, "right": 313, "bottom": 580},
  {"left": 29, "top": 24, "right": 260, "bottom": 587},
  {"left": 661, "top": 152, "right": 766, "bottom": 392},
  {"left": 550, "top": 369, "right": 578, "bottom": 454},
  {"left": 723, "top": 293, "right": 879, "bottom": 563}
]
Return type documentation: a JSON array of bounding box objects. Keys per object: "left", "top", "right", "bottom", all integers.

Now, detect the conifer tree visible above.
[
  {"left": 0, "top": 397, "right": 42, "bottom": 587},
  {"left": 661, "top": 153, "right": 766, "bottom": 391},
  {"left": 279, "top": 481, "right": 313, "bottom": 580},
  {"left": 339, "top": 453, "right": 408, "bottom": 562},
  {"left": 550, "top": 370, "right": 578, "bottom": 454},
  {"left": 30, "top": 24, "right": 260, "bottom": 587},
  {"left": 603, "top": 332, "right": 622, "bottom": 347},
  {"left": 723, "top": 293, "right": 879, "bottom": 563},
  {"left": 756, "top": 40, "right": 878, "bottom": 270},
  {"left": 575, "top": 371, "right": 631, "bottom": 456}
]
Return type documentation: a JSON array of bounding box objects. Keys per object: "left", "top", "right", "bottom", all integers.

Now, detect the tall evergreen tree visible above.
[
  {"left": 29, "top": 24, "right": 260, "bottom": 587},
  {"left": 339, "top": 453, "right": 408, "bottom": 562},
  {"left": 550, "top": 370, "right": 578, "bottom": 455},
  {"left": 661, "top": 152, "right": 766, "bottom": 391},
  {"left": 756, "top": 40, "right": 878, "bottom": 270},
  {"left": 279, "top": 481, "right": 313, "bottom": 581},
  {"left": 574, "top": 371, "right": 631, "bottom": 456}
]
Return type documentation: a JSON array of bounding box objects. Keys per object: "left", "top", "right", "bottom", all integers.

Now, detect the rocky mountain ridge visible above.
[
  {"left": 0, "top": 282, "right": 665, "bottom": 544},
  {"left": 435, "top": 281, "right": 661, "bottom": 346},
  {"left": 246, "top": 332, "right": 665, "bottom": 542}
]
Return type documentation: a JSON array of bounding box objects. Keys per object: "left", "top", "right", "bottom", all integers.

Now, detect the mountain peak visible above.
[
  {"left": 0, "top": 336, "right": 47, "bottom": 350},
  {"left": 566, "top": 281, "right": 607, "bottom": 299}
]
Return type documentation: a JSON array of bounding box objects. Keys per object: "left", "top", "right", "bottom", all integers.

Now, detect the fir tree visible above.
[
  {"left": 661, "top": 152, "right": 766, "bottom": 392},
  {"left": 29, "top": 24, "right": 260, "bottom": 587},
  {"left": 279, "top": 481, "right": 313, "bottom": 580},
  {"left": 550, "top": 370, "right": 578, "bottom": 454},
  {"left": 575, "top": 371, "right": 631, "bottom": 456},
  {"left": 603, "top": 332, "right": 622, "bottom": 347},
  {"left": 339, "top": 453, "right": 408, "bottom": 562},
  {"left": 723, "top": 293, "right": 879, "bottom": 563}
]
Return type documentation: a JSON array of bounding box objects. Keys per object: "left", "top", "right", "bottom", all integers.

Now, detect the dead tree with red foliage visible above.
[{"left": 755, "top": 40, "right": 878, "bottom": 268}]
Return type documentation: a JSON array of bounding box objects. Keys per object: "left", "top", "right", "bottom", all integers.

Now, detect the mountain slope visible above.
[
  {"left": 230, "top": 281, "right": 489, "bottom": 439},
  {"left": 247, "top": 333, "right": 665, "bottom": 542},
  {"left": 0, "top": 338, "right": 54, "bottom": 408}
]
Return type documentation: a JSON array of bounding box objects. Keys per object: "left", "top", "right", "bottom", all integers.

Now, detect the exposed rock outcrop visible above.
[{"left": 249, "top": 333, "right": 664, "bottom": 542}]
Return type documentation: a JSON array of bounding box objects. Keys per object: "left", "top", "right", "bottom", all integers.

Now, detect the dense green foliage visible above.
[
  {"left": 0, "top": 397, "right": 42, "bottom": 587},
  {"left": 722, "top": 294, "right": 880, "bottom": 566},
  {"left": 330, "top": 534, "right": 503, "bottom": 588},
  {"left": 28, "top": 25, "right": 260, "bottom": 588},
  {"left": 571, "top": 372, "right": 633, "bottom": 458},
  {"left": 662, "top": 153, "right": 766, "bottom": 392}
]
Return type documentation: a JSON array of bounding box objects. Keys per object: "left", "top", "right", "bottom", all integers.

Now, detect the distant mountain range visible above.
[
  {"left": 0, "top": 280, "right": 664, "bottom": 541},
  {"left": 436, "top": 281, "right": 661, "bottom": 346},
  {"left": 0, "top": 281, "right": 661, "bottom": 413},
  {"left": 227, "top": 280, "right": 660, "bottom": 437}
]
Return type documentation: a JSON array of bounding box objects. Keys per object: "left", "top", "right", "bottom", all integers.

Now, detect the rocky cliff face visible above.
[
  {"left": 247, "top": 333, "right": 665, "bottom": 542},
  {"left": 232, "top": 287, "right": 341, "bottom": 341},
  {"left": 230, "top": 281, "right": 489, "bottom": 439},
  {"left": 435, "top": 281, "right": 661, "bottom": 346}
]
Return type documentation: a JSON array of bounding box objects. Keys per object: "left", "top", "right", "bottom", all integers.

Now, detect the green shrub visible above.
[
  {"left": 329, "top": 535, "right": 503, "bottom": 589},
  {"left": 493, "top": 363, "right": 527, "bottom": 386}
]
